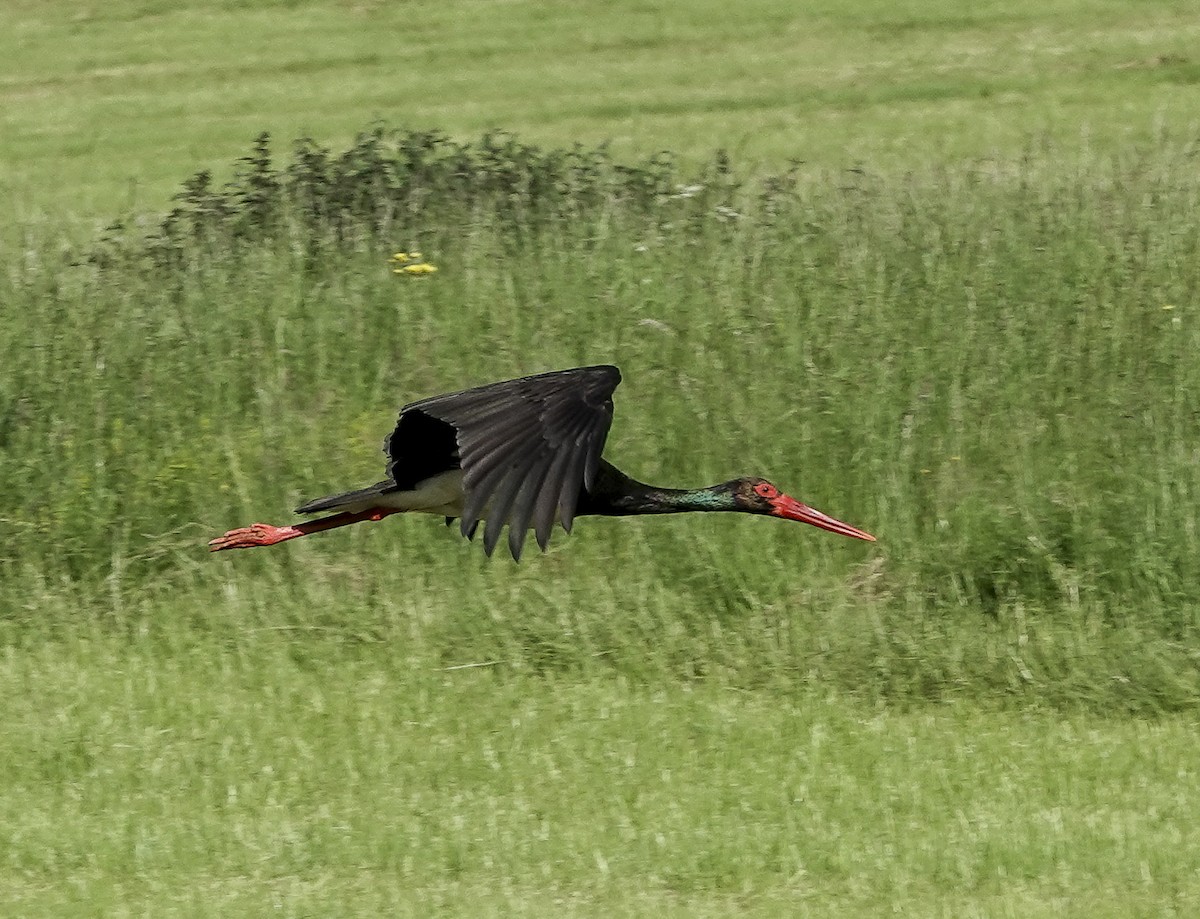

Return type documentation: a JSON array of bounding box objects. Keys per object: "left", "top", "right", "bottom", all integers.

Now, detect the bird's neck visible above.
[{"left": 582, "top": 462, "right": 736, "bottom": 517}]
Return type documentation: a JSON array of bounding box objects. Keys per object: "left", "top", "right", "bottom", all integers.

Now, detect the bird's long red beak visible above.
[{"left": 770, "top": 494, "right": 876, "bottom": 542}]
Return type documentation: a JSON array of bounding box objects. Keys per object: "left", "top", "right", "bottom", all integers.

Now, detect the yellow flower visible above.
[
  {"left": 401, "top": 263, "right": 438, "bottom": 275},
  {"left": 390, "top": 251, "right": 437, "bottom": 275}
]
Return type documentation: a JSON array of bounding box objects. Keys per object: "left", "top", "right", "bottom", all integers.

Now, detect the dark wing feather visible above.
[
  {"left": 384, "top": 408, "right": 460, "bottom": 490},
  {"left": 398, "top": 365, "right": 621, "bottom": 558}
]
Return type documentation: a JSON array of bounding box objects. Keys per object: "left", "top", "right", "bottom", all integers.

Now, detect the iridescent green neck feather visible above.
[{"left": 580, "top": 461, "right": 739, "bottom": 517}]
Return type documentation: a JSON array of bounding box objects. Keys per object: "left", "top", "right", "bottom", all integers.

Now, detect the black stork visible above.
[{"left": 208, "top": 365, "right": 875, "bottom": 560}]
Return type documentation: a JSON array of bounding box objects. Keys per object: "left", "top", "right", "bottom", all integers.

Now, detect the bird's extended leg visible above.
[{"left": 208, "top": 507, "right": 399, "bottom": 552}]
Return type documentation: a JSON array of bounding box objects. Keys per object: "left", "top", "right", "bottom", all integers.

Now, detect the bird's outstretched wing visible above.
[{"left": 386, "top": 365, "right": 621, "bottom": 559}]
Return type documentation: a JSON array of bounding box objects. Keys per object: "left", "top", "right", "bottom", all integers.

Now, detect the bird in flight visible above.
[{"left": 209, "top": 365, "right": 875, "bottom": 560}]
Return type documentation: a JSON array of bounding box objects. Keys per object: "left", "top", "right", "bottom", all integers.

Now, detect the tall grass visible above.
[{"left": 5, "top": 128, "right": 1199, "bottom": 710}]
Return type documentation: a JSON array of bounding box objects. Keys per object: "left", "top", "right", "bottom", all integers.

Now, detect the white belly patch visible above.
[{"left": 345, "top": 470, "right": 467, "bottom": 516}]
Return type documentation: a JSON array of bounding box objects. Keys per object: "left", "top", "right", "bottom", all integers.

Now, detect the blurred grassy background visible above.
[{"left": 4, "top": 1, "right": 1200, "bottom": 916}]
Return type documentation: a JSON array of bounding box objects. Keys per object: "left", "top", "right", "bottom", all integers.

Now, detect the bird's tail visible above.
[{"left": 294, "top": 481, "right": 394, "bottom": 515}]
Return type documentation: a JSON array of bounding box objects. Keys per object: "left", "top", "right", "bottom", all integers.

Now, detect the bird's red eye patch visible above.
[{"left": 753, "top": 482, "right": 779, "bottom": 499}]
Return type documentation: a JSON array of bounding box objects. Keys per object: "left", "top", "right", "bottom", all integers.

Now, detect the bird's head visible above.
[{"left": 725, "top": 477, "right": 876, "bottom": 542}]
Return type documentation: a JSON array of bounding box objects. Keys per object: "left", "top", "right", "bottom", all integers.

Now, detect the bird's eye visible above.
[{"left": 754, "top": 482, "right": 778, "bottom": 499}]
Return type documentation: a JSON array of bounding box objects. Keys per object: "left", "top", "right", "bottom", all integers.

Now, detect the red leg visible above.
[{"left": 208, "top": 508, "right": 398, "bottom": 552}]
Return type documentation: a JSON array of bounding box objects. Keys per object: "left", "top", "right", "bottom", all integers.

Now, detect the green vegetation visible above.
[
  {"left": 4, "top": 1, "right": 1200, "bottom": 915},
  {"left": 7, "top": 126, "right": 1199, "bottom": 709},
  {"left": 6, "top": 641, "right": 1198, "bottom": 916},
  {"left": 4, "top": 0, "right": 1200, "bottom": 220}
]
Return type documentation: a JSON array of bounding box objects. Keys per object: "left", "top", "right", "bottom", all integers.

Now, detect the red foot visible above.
[{"left": 208, "top": 523, "right": 302, "bottom": 552}]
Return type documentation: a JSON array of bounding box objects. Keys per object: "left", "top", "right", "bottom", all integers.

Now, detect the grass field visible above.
[
  {"left": 6, "top": 633, "right": 1199, "bottom": 916},
  {"left": 4, "top": 0, "right": 1200, "bottom": 221},
  {"left": 4, "top": 1, "right": 1200, "bottom": 915}
]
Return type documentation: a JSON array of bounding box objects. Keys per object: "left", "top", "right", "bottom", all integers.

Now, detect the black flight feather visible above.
[{"left": 388, "top": 365, "right": 621, "bottom": 558}]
